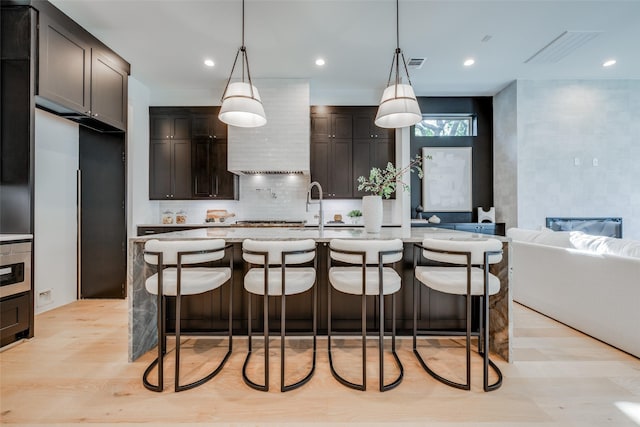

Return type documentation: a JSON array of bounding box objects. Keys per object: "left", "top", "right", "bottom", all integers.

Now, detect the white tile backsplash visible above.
[{"left": 157, "top": 175, "right": 396, "bottom": 225}]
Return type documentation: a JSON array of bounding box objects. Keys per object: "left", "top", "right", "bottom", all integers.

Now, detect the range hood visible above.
[{"left": 228, "top": 79, "right": 310, "bottom": 175}]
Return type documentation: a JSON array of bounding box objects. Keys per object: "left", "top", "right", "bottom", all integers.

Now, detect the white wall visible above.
[
  {"left": 493, "top": 81, "right": 518, "bottom": 231},
  {"left": 34, "top": 109, "right": 79, "bottom": 313},
  {"left": 127, "top": 77, "right": 157, "bottom": 236},
  {"left": 494, "top": 80, "right": 640, "bottom": 239}
]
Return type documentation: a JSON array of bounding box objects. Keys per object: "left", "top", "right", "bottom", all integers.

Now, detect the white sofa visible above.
[{"left": 507, "top": 227, "right": 640, "bottom": 358}]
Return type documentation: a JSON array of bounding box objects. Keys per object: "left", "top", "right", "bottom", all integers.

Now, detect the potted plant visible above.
[
  {"left": 347, "top": 209, "right": 363, "bottom": 224},
  {"left": 357, "top": 154, "right": 425, "bottom": 233}
]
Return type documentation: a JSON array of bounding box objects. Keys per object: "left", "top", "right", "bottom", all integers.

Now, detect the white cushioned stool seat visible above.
[
  {"left": 414, "top": 266, "right": 500, "bottom": 296},
  {"left": 141, "top": 238, "right": 233, "bottom": 393},
  {"left": 241, "top": 238, "right": 317, "bottom": 392},
  {"left": 327, "top": 238, "right": 404, "bottom": 392},
  {"left": 329, "top": 267, "right": 401, "bottom": 295},
  {"left": 145, "top": 267, "right": 232, "bottom": 296},
  {"left": 244, "top": 268, "right": 316, "bottom": 296},
  {"left": 412, "top": 236, "right": 504, "bottom": 392}
]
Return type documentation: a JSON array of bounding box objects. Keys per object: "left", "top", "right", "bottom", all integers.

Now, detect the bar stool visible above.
[
  {"left": 413, "top": 236, "right": 503, "bottom": 391},
  {"left": 242, "top": 239, "right": 317, "bottom": 392},
  {"left": 328, "top": 239, "right": 404, "bottom": 391},
  {"left": 142, "top": 239, "right": 233, "bottom": 392}
]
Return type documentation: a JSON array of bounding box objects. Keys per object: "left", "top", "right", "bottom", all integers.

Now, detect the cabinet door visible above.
[
  {"left": 352, "top": 139, "right": 370, "bottom": 198},
  {"left": 149, "top": 139, "right": 172, "bottom": 199},
  {"left": 192, "top": 115, "right": 213, "bottom": 138},
  {"left": 352, "top": 138, "right": 395, "bottom": 198},
  {"left": 213, "top": 141, "right": 236, "bottom": 199},
  {"left": 38, "top": 13, "right": 90, "bottom": 114},
  {"left": 90, "top": 50, "right": 127, "bottom": 130},
  {"left": 310, "top": 139, "right": 330, "bottom": 198},
  {"left": 150, "top": 115, "right": 172, "bottom": 139},
  {"left": 172, "top": 117, "right": 191, "bottom": 139},
  {"left": 192, "top": 137, "right": 213, "bottom": 197},
  {"left": 311, "top": 114, "right": 331, "bottom": 142},
  {"left": 454, "top": 223, "right": 496, "bottom": 235},
  {"left": 329, "top": 139, "right": 353, "bottom": 198},
  {"left": 192, "top": 112, "right": 227, "bottom": 139},
  {"left": 332, "top": 114, "right": 353, "bottom": 139},
  {"left": 353, "top": 113, "right": 374, "bottom": 139},
  {"left": 172, "top": 139, "right": 192, "bottom": 199}
]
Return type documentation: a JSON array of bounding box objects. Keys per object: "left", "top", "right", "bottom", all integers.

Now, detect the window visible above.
[{"left": 414, "top": 116, "right": 474, "bottom": 137}]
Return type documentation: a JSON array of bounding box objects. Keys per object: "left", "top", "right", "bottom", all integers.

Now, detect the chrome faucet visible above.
[{"left": 306, "top": 181, "right": 324, "bottom": 232}]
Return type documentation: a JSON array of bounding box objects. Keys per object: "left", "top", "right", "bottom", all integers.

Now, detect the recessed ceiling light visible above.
[
  {"left": 315, "top": 58, "right": 326, "bottom": 66},
  {"left": 204, "top": 59, "right": 215, "bottom": 67},
  {"left": 602, "top": 59, "right": 616, "bottom": 67},
  {"left": 463, "top": 58, "right": 475, "bottom": 67}
]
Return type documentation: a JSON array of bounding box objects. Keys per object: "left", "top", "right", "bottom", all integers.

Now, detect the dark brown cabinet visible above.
[
  {"left": 37, "top": 12, "right": 91, "bottom": 115},
  {"left": 89, "top": 51, "right": 128, "bottom": 130},
  {"left": 149, "top": 107, "right": 236, "bottom": 200},
  {"left": 192, "top": 137, "right": 236, "bottom": 199},
  {"left": 353, "top": 110, "right": 394, "bottom": 140},
  {"left": 353, "top": 138, "right": 395, "bottom": 198},
  {"left": 150, "top": 113, "right": 191, "bottom": 140},
  {"left": 311, "top": 108, "right": 354, "bottom": 198},
  {"left": 192, "top": 113, "right": 227, "bottom": 139},
  {"left": 310, "top": 106, "right": 395, "bottom": 199},
  {"left": 149, "top": 138, "right": 191, "bottom": 200},
  {"left": 36, "top": 8, "right": 129, "bottom": 131}
]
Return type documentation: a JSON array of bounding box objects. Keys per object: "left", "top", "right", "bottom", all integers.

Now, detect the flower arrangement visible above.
[
  {"left": 357, "top": 154, "right": 426, "bottom": 199},
  {"left": 347, "top": 209, "right": 362, "bottom": 218}
]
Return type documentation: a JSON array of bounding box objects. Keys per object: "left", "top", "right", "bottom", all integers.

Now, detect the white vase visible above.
[{"left": 362, "top": 195, "right": 383, "bottom": 233}]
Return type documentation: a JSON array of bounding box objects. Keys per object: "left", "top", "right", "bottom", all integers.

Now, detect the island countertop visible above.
[
  {"left": 130, "top": 226, "right": 510, "bottom": 243},
  {"left": 128, "top": 226, "right": 512, "bottom": 363}
]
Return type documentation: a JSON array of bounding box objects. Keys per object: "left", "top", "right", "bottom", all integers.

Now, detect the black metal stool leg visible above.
[
  {"left": 381, "top": 293, "right": 403, "bottom": 391},
  {"left": 243, "top": 292, "right": 269, "bottom": 391}
]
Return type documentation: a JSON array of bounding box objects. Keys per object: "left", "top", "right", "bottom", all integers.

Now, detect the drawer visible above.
[{"left": 1, "top": 292, "right": 30, "bottom": 346}]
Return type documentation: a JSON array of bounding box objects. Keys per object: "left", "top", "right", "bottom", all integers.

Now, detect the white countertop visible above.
[
  {"left": 130, "top": 226, "right": 508, "bottom": 243},
  {"left": 138, "top": 222, "right": 402, "bottom": 228},
  {"left": 0, "top": 234, "right": 33, "bottom": 242}
]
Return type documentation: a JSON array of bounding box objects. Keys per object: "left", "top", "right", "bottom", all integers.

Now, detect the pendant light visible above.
[
  {"left": 219, "top": 0, "right": 266, "bottom": 128},
  {"left": 374, "top": 0, "right": 422, "bottom": 129}
]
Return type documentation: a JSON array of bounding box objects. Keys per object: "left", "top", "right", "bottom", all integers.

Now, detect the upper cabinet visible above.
[
  {"left": 353, "top": 110, "right": 394, "bottom": 140},
  {"left": 310, "top": 106, "right": 395, "bottom": 199},
  {"left": 149, "top": 107, "right": 237, "bottom": 201},
  {"left": 36, "top": 3, "right": 130, "bottom": 131}
]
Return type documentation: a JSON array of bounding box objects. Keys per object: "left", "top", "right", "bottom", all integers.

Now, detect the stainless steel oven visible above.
[{"left": 0, "top": 241, "right": 32, "bottom": 299}]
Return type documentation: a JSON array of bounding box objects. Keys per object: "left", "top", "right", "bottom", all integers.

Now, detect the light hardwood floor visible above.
[{"left": 1, "top": 299, "right": 639, "bottom": 426}]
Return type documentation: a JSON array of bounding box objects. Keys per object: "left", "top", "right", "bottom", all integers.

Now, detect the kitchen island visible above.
[{"left": 128, "top": 227, "right": 512, "bottom": 363}]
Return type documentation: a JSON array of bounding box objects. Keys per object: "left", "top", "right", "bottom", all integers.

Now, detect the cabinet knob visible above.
[
  {"left": 93, "top": 113, "right": 99, "bottom": 117},
  {"left": 370, "top": 134, "right": 373, "bottom": 138},
  {"left": 333, "top": 134, "right": 336, "bottom": 138},
  {"left": 213, "top": 135, "right": 217, "bottom": 139},
  {"left": 170, "top": 135, "right": 174, "bottom": 139},
  {"left": 166, "top": 135, "right": 170, "bottom": 139},
  {"left": 165, "top": 194, "right": 170, "bottom": 198},
  {"left": 328, "top": 135, "right": 331, "bottom": 138}
]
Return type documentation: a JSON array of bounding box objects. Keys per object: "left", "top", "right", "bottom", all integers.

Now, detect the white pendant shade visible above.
[
  {"left": 219, "top": 82, "right": 267, "bottom": 128},
  {"left": 374, "top": 84, "right": 422, "bottom": 129}
]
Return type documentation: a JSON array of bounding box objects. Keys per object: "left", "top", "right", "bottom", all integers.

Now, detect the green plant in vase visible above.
[
  {"left": 357, "top": 154, "right": 426, "bottom": 198},
  {"left": 356, "top": 154, "right": 427, "bottom": 233},
  {"left": 347, "top": 209, "right": 363, "bottom": 224}
]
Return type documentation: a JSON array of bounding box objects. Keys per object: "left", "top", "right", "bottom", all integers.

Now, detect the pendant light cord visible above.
[
  {"left": 385, "top": 0, "right": 413, "bottom": 93},
  {"left": 242, "top": 0, "right": 245, "bottom": 47},
  {"left": 396, "top": 0, "right": 399, "bottom": 50},
  {"left": 221, "top": 0, "right": 257, "bottom": 101}
]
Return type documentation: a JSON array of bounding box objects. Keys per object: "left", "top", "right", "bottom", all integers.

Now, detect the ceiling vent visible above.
[
  {"left": 407, "top": 58, "right": 426, "bottom": 69},
  {"left": 524, "top": 30, "right": 602, "bottom": 64}
]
